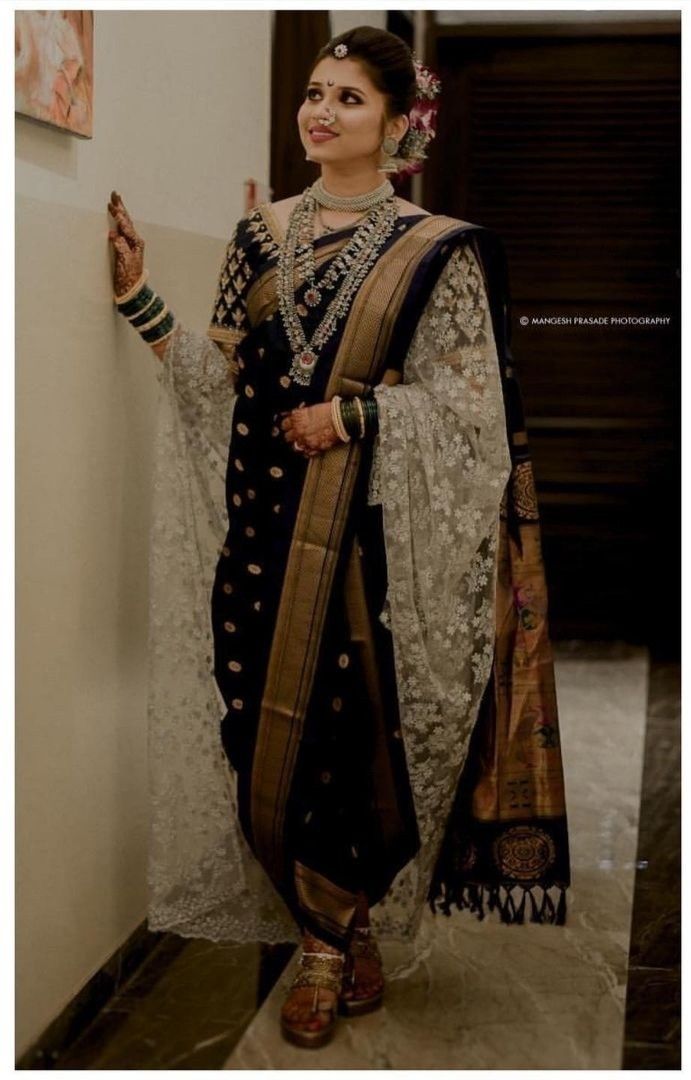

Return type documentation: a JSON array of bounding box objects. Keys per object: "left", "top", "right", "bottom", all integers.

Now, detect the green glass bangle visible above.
[
  {"left": 338, "top": 395, "right": 379, "bottom": 440},
  {"left": 339, "top": 398, "right": 361, "bottom": 439},
  {"left": 117, "top": 283, "right": 155, "bottom": 319},
  {"left": 362, "top": 395, "right": 379, "bottom": 436},
  {"left": 337, "top": 398, "right": 353, "bottom": 433},
  {"left": 141, "top": 311, "right": 176, "bottom": 343},
  {"left": 130, "top": 293, "right": 165, "bottom": 328}
]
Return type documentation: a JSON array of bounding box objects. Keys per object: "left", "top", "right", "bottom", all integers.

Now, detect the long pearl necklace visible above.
[{"left": 277, "top": 180, "right": 397, "bottom": 386}]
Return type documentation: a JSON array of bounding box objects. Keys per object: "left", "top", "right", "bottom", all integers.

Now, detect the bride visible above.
[{"left": 107, "top": 25, "right": 570, "bottom": 1051}]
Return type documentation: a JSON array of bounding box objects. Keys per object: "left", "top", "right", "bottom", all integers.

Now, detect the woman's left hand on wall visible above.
[{"left": 107, "top": 192, "right": 145, "bottom": 297}]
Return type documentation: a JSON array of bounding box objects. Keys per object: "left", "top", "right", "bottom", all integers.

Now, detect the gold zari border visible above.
[
  {"left": 294, "top": 861, "right": 360, "bottom": 939},
  {"left": 250, "top": 214, "right": 473, "bottom": 880}
]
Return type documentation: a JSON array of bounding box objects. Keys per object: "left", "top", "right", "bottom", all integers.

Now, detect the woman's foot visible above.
[
  {"left": 340, "top": 928, "right": 385, "bottom": 1004},
  {"left": 280, "top": 931, "right": 344, "bottom": 1042},
  {"left": 340, "top": 893, "right": 385, "bottom": 1012}
]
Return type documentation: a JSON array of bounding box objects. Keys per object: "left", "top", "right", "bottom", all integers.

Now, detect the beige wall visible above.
[
  {"left": 15, "top": 10, "right": 270, "bottom": 1058},
  {"left": 330, "top": 9, "right": 387, "bottom": 35}
]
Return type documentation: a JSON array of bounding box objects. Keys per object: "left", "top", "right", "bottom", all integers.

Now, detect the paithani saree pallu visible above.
[{"left": 145, "top": 200, "right": 571, "bottom": 950}]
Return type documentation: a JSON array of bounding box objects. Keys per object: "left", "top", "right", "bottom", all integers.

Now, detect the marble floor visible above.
[
  {"left": 224, "top": 643, "right": 650, "bottom": 1069},
  {"left": 622, "top": 661, "right": 681, "bottom": 1068},
  {"left": 39, "top": 642, "right": 672, "bottom": 1070}
]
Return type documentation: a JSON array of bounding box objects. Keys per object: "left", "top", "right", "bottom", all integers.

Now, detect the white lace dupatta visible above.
[{"left": 146, "top": 239, "right": 512, "bottom": 945}]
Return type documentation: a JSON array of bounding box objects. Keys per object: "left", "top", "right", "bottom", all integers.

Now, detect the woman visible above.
[{"left": 108, "top": 26, "right": 570, "bottom": 1050}]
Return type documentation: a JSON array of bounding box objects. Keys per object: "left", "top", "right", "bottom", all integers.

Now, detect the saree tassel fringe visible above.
[{"left": 428, "top": 881, "right": 568, "bottom": 926}]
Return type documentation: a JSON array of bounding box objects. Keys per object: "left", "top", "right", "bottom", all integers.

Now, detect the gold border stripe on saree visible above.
[
  {"left": 294, "top": 860, "right": 360, "bottom": 940},
  {"left": 250, "top": 215, "right": 471, "bottom": 880}
]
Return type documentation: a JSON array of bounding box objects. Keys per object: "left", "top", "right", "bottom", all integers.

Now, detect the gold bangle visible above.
[
  {"left": 138, "top": 302, "right": 169, "bottom": 334},
  {"left": 354, "top": 396, "right": 366, "bottom": 439},
  {"left": 332, "top": 396, "right": 349, "bottom": 442},
  {"left": 331, "top": 395, "right": 350, "bottom": 442},
  {"left": 330, "top": 395, "right": 340, "bottom": 436},
  {"left": 114, "top": 268, "right": 149, "bottom": 306}
]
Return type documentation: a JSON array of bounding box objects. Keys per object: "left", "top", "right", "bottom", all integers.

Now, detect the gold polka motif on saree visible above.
[
  {"left": 231, "top": 698, "right": 243, "bottom": 710},
  {"left": 222, "top": 583, "right": 233, "bottom": 594},
  {"left": 221, "top": 546, "right": 230, "bottom": 556},
  {"left": 234, "top": 458, "right": 244, "bottom": 471},
  {"left": 269, "top": 466, "right": 284, "bottom": 478},
  {"left": 247, "top": 563, "right": 262, "bottom": 575},
  {"left": 227, "top": 660, "right": 242, "bottom": 672},
  {"left": 223, "top": 621, "right": 236, "bottom": 633},
  {"left": 232, "top": 494, "right": 242, "bottom": 507},
  {"left": 279, "top": 375, "right": 291, "bottom": 388},
  {"left": 245, "top": 526, "right": 256, "bottom": 537},
  {"left": 237, "top": 422, "right": 249, "bottom": 435},
  {"left": 244, "top": 384, "right": 255, "bottom": 397},
  {"left": 338, "top": 653, "right": 350, "bottom": 669},
  {"left": 247, "top": 488, "right": 256, "bottom": 499}
]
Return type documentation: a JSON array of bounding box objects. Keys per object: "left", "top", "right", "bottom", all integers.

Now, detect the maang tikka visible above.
[{"left": 302, "top": 39, "right": 344, "bottom": 160}]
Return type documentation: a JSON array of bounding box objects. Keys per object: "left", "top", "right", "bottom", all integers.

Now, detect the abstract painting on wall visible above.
[{"left": 15, "top": 11, "right": 94, "bottom": 138}]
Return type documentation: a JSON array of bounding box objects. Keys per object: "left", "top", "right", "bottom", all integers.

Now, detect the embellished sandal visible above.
[
  {"left": 280, "top": 947, "right": 345, "bottom": 1048},
  {"left": 338, "top": 926, "right": 385, "bottom": 1016}
]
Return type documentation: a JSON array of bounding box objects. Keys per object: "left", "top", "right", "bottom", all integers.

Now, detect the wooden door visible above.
[{"left": 424, "top": 22, "right": 680, "bottom": 652}]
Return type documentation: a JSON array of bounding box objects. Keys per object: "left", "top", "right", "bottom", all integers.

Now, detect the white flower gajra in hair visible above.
[{"left": 394, "top": 54, "right": 443, "bottom": 179}]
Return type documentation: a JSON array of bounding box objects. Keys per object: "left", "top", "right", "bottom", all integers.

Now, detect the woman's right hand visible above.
[{"left": 107, "top": 191, "right": 145, "bottom": 298}]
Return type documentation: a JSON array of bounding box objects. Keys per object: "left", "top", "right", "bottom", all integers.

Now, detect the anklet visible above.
[{"left": 301, "top": 950, "right": 345, "bottom": 959}]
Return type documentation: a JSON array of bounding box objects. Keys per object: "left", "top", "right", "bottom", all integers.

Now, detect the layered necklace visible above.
[{"left": 277, "top": 176, "right": 397, "bottom": 386}]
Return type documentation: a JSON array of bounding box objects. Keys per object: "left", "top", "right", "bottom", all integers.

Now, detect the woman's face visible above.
[{"left": 297, "top": 56, "right": 407, "bottom": 168}]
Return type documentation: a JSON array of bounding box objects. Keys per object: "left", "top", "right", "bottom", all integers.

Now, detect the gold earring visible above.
[{"left": 377, "top": 134, "right": 400, "bottom": 174}]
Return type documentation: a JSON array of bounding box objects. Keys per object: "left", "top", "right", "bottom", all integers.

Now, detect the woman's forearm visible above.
[
  {"left": 150, "top": 323, "right": 181, "bottom": 362},
  {"left": 114, "top": 270, "right": 178, "bottom": 356}
]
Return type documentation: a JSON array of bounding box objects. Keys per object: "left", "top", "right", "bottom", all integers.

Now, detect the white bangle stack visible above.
[{"left": 330, "top": 394, "right": 351, "bottom": 443}]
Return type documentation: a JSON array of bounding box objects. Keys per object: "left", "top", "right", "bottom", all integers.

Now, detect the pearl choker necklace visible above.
[{"left": 310, "top": 176, "right": 395, "bottom": 212}]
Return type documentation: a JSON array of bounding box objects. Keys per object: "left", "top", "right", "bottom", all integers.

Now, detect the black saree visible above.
[
  {"left": 203, "top": 201, "right": 571, "bottom": 949},
  {"left": 207, "top": 205, "right": 492, "bottom": 948}
]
